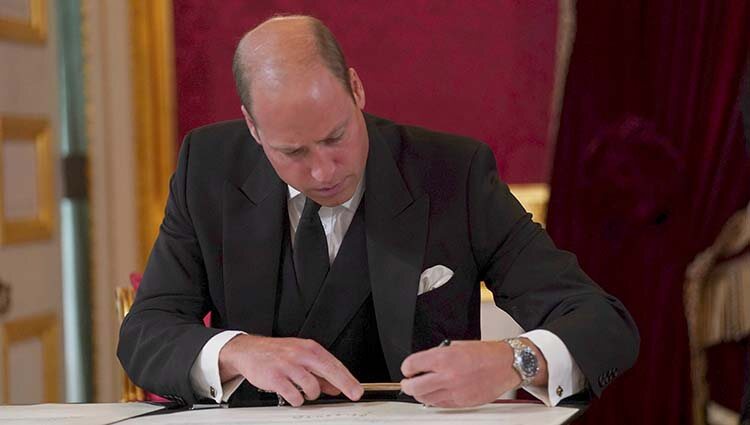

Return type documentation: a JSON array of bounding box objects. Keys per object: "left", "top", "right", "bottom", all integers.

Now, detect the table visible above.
[{"left": 0, "top": 400, "right": 583, "bottom": 424}]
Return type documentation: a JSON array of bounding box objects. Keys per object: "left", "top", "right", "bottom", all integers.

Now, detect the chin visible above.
[
  {"left": 317, "top": 187, "right": 355, "bottom": 207},
  {"left": 317, "top": 195, "right": 347, "bottom": 208}
]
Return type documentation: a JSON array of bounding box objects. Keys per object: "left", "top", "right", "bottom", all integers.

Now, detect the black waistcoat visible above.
[{"left": 228, "top": 201, "right": 390, "bottom": 406}]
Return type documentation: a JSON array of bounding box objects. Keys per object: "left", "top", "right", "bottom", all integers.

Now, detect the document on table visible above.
[
  {"left": 126, "top": 401, "right": 580, "bottom": 425},
  {"left": 0, "top": 402, "right": 163, "bottom": 425}
]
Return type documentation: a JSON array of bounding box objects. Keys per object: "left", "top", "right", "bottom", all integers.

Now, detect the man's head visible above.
[{"left": 233, "top": 15, "right": 368, "bottom": 207}]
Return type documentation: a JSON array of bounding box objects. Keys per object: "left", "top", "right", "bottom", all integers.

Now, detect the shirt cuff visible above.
[
  {"left": 520, "top": 329, "right": 585, "bottom": 406},
  {"left": 189, "top": 330, "right": 247, "bottom": 403}
]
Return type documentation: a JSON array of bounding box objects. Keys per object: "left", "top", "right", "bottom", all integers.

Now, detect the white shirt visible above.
[{"left": 189, "top": 179, "right": 584, "bottom": 405}]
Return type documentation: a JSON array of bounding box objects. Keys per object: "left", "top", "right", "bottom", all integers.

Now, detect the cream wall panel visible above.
[
  {"left": 8, "top": 338, "right": 44, "bottom": 403},
  {"left": 83, "top": 0, "right": 138, "bottom": 402},
  {"left": 0, "top": 1, "right": 32, "bottom": 21},
  {"left": 0, "top": 42, "right": 56, "bottom": 115},
  {"left": 0, "top": 0, "right": 62, "bottom": 403},
  {"left": 0, "top": 0, "right": 61, "bottom": 321},
  {"left": 3, "top": 140, "right": 39, "bottom": 219}
]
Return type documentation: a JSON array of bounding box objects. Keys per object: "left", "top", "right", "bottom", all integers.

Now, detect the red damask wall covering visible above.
[{"left": 172, "top": 0, "right": 558, "bottom": 183}]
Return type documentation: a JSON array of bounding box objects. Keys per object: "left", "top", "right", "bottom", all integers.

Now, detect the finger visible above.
[
  {"left": 310, "top": 358, "right": 362, "bottom": 401},
  {"left": 414, "top": 388, "right": 457, "bottom": 408},
  {"left": 317, "top": 377, "right": 341, "bottom": 396},
  {"left": 273, "top": 378, "right": 305, "bottom": 407},
  {"left": 287, "top": 366, "right": 322, "bottom": 401},
  {"left": 400, "top": 372, "right": 447, "bottom": 397},
  {"left": 300, "top": 342, "right": 363, "bottom": 401},
  {"left": 401, "top": 346, "right": 447, "bottom": 377}
]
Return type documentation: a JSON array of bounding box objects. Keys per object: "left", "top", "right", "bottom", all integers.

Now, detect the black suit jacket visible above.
[{"left": 118, "top": 114, "right": 639, "bottom": 405}]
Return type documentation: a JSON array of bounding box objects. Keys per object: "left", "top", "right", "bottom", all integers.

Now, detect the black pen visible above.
[
  {"left": 399, "top": 339, "right": 451, "bottom": 396},
  {"left": 438, "top": 339, "right": 452, "bottom": 348},
  {"left": 415, "top": 339, "right": 452, "bottom": 376},
  {"left": 410, "top": 339, "right": 452, "bottom": 379}
]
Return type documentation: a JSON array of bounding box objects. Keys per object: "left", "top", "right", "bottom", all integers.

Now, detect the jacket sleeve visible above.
[
  {"left": 117, "top": 132, "right": 223, "bottom": 405},
  {"left": 467, "top": 143, "right": 639, "bottom": 397}
]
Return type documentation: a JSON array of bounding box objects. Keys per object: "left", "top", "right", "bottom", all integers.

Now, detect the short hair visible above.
[{"left": 232, "top": 15, "right": 354, "bottom": 116}]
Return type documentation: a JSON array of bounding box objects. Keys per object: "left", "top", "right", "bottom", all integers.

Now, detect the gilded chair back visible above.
[
  {"left": 115, "top": 286, "right": 146, "bottom": 402},
  {"left": 684, "top": 203, "right": 750, "bottom": 425}
]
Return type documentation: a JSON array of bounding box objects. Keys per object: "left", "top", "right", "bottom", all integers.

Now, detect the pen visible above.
[
  {"left": 413, "top": 339, "right": 451, "bottom": 376},
  {"left": 274, "top": 339, "right": 452, "bottom": 406},
  {"left": 399, "top": 339, "right": 451, "bottom": 397}
]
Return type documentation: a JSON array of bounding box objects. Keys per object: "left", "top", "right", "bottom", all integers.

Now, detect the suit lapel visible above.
[
  {"left": 223, "top": 153, "right": 286, "bottom": 335},
  {"left": 364, "top": 117, "right": 429, "bottom": 380}
]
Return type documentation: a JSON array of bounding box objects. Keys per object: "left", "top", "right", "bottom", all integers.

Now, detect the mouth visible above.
[{"left": 313, "top": 181, "right": 344, "bottom": 197}]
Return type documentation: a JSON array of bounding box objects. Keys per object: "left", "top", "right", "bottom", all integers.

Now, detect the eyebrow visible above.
[
  {"left": 319, "top": 119, "right": 348, "bottom": 141},
  {"left": 271, "top": 117, "right": 349, "bottom": 152}
]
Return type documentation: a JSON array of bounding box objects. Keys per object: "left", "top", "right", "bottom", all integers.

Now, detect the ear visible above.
[
  {"left": 241, "top": 105, "right": 261, "bottom": 144},
  {"left": 348, "top": 68, "right": 366, "bottom": 110}
]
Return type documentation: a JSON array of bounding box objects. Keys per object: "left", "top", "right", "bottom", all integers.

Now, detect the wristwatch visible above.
[{"left": 505, "top": 338, "right": 539, "bottom": 386}]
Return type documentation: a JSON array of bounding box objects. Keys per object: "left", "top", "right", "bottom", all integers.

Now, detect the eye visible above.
[
  {"left": 324, "top": 136, "right": 342, "bottom": 146},
  {"left": 284, "top": 148, "right": 305, "bottom": 158}
]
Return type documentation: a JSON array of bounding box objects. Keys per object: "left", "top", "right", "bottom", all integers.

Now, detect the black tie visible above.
[{"left": 294, "top": 197, "right": 329, "bottom": 309}]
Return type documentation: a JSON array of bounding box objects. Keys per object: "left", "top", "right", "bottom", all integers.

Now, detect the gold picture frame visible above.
[
  {"left": 0, "top": 313, "right": 60, "bottom": 403},
  {"left": 0, "top": 0, "right": 47, "bottom": 44},
  {"left": 0, "top": 116, "right": 54, "bottom": 245}
]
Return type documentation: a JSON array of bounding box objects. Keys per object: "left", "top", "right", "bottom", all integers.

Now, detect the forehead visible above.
[{"left": 251, "top": 66, "right": 353, "bottom": 145}]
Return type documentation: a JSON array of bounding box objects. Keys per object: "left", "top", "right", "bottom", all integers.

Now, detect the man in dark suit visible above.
[{"left": 118, "top": 15, "right": 639, "bottom": 408}]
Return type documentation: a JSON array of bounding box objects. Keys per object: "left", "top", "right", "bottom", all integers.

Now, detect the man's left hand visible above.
[{"left": 400, "top": 339, "right": 548, "bottom": 408}]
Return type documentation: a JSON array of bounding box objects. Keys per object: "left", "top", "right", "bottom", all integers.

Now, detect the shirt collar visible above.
[{"left": 287, "top": 175, "right": 365, "bottom": 212}]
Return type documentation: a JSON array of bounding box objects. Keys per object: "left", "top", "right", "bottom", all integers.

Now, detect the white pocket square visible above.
[{"left": 418, "top": 265, "right": 454, "bottom": 296}]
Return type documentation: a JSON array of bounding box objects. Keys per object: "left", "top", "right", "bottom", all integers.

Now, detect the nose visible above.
[{"left": 309, "top": 149, "right": 336, "bottom": 184}]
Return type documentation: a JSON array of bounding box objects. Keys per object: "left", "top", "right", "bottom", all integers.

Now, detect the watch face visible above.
[{"left": 520, "top": 350, "right": 538, "bottom": 377}]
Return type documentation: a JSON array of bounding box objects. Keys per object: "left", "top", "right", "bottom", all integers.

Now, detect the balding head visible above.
[
  {"left": 233, "top": 15, "right": 368, "bottom": 207},
  {"left": 232, "top": 15, "right": 353, "bottom": 119}
]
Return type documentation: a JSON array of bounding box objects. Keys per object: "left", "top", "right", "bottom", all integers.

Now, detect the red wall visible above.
[{"left": 173, "top": 1, "right": 558, "bottom": 183}]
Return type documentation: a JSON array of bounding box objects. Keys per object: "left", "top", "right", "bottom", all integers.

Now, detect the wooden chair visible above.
[
  {"left": 116, "top": 273, "right": 211, "bottom": 402},
  {"left": 684, "top": 203, "right": 750, "bottom": 425},
  {"left": 115, "top": 284, "right": 147, "bottom": 402}
]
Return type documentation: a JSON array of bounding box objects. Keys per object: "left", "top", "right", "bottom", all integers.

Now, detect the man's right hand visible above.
[{"left": 218, "top": 334, "right": 364, "bottom": 407}]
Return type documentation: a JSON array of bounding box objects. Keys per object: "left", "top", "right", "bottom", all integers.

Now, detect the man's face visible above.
[{"left": 242, "top": 66, "right": 368, "bottom": 207}]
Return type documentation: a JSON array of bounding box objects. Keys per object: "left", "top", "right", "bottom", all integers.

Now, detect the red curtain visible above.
[
  {"left": 172, "top": 0, "right": 557, "bottom": 183},
  {"left": 547, "top": 2, "right": 750, "bottom": 424}
]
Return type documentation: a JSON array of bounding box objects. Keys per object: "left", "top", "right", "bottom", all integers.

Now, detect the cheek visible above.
[
  {"left": 268, "top": 155, "right": 307, "bottom": 186},
  {"left": 282, "top": 163, "right": 308, "bottom": 182},
  {"left": 337, "top": 150, "right": 358, "bottom": 172},
  {"left": 341, "top": 142, "right": 367, "bottom": 171},
  {"left": 354, "top": 143, "right": 368, "bottom": 170}
]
